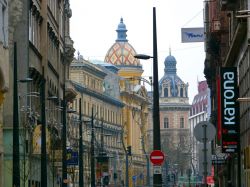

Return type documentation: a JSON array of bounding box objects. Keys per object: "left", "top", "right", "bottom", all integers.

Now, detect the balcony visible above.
[
  {"left": 64, "top": 36, "right": 75, "bottom": 64},
  {"left": 65, "top": 80, "right": 77, "bottom": 101}
]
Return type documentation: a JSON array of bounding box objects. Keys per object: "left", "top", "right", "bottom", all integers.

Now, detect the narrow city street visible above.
[{"left": 0, "top": 0, "right": 249, "bottom": 187}]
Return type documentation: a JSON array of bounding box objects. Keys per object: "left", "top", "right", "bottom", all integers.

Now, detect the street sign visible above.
[
  {"left": 132, "top": 175, "right": 137, "bottom": 182},
  {"left": 194, "top": 121, "right": 216, "bottom": 142},
  {"left": 150, "top": 150, "right": 165, "bottom": 165},
  {"left": 153, "top": 165, "right": 162, "bottom": 174},
  {"left": 212, "top": 154, "right": 228, "bottom": 165},
  {"left": 66, "top": 149, "right": 78, "bottom": 166}
]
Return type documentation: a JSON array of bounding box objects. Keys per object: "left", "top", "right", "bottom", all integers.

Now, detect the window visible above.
[
  {"left": 180, "top": 87, "right": 183, "bottom": 97},
  {"left": 164, "top": 88, "right": 168, "bottom": 97},
  {"left": 180, "top": 117, "right": 184, "bottom": 128},
  {"left": 0, "top": 1, "right": 8, "bottom": 46},
  {"left": 29, "top": 6, "right": 41, "bottom": 50},
  {"left": 164, "top": 117, "right": 169, "bottom": 128}
]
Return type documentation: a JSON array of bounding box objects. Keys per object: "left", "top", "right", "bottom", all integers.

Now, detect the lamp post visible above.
[
  {"left": 134, "top": 7, "right": 162, "bottom": 187},
  {"left": 79, "top": 98, "right": 84, "bottom": 187},
  {"left": 90, "top": 107, "right": 96, "bottom": 187},
  {"left": 40, "top": 68, "right": 47, "bottom": 187},
  {"left": 13, "top": 42, "right": 20, "bottom": 187},
  {"left": 62, "top": 85, "right": 67, "bottom": 186},
  {"left": 13, "top": 43, "right": 34, "bottom": 187}
]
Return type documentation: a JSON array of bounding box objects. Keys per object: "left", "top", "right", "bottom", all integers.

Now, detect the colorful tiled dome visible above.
[{"left": 104, "top": 18, "right": 141, "bottom": 67}]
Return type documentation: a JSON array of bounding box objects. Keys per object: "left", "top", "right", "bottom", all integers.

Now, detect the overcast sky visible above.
[{"left": 70, "top": 0, "right": 205, "bottom": 102}]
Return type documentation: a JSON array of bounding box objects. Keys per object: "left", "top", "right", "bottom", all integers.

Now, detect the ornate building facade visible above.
[
  {"left": 69, "top": 56, "right": 124, "bottom": 186},
  {"left": 203, "top": 1, "right": 250, "bottom": 187},
  {"left": 150, "top": 52, "right": 191, "bottom": 185},
  {"left": 105, "top": 18, "right": 151, "bottom": 187},
  {"left": 2, "top": 0, "right": 75, "bottom": 186}
]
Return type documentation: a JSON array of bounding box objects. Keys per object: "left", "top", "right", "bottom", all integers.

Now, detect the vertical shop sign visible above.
[{"left": 220, "top": 67, "right": 239, "bottom": 153}]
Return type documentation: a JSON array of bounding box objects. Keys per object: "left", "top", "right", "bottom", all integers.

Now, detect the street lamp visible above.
[
  {"left": 78, "top": 98, "right": 84, "bottom": 187},
  {"left": 40, "top": 68, "right": 47, "bottom": 187},
  {"left": 13, "top": 41, "right": 34, "bottom": 187},
  {"left": 134, "top": 7, "right": 162, "bottom": 187},
  {"left": 237, "top": 97, "right": 250, "bottom": 102}
]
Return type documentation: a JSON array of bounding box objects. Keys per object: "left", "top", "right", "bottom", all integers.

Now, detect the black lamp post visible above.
[
  {"left": 13, "top": 42, "right": 20, "bottom": 187},
  {"left": 62, "top": 84, "right": 67, "bottom": 187},
  {"left": 78, "top": 98, "right": 84, "bottom": 187},
  {"left": 134, "top": 7, "right": 162, "bottom": 187},
  {"left": 40, "top": 68, "right": 47, "bottom": 187},
  {"left": 90, "top": 107, "right": 96, "bottom": 187}
]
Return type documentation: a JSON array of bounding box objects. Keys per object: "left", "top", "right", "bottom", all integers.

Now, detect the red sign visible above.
[{"left": 150, "top": 150, "right": 165, "bottom": 165}]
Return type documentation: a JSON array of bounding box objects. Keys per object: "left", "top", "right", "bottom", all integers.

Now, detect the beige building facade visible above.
[{"left": 150, "top": 52, "right": 191, "bottom": 186}]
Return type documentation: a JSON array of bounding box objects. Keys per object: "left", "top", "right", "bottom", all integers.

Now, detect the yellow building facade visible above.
[
  {"left": 69, "top": 56, "right": 125, "bottom": 186},
  {"left": 105, "top": 18, "right": 151, "bottom": 186}
]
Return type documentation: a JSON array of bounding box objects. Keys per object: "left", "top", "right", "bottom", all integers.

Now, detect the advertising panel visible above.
[
  {"left": 220, "top": 67, "right": 239, "bottom": 153},
  {"left": 181, "top": 27, "right": 204, "bottom": 43},
  {"left": 66, "top": 148, "right": 78, "bottom": 165}
]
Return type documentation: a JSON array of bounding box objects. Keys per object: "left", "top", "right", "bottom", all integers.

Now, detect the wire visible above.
[
  {"left": 182, "top": 9, "right": 203, "bottom": 27},
  {"left": 158, "top": 45, "right": 204, "bottom": 54}
]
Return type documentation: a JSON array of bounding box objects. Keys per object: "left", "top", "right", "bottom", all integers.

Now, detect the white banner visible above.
[{"left": 181, "top": 27, "right": 204, "bottom": 43}]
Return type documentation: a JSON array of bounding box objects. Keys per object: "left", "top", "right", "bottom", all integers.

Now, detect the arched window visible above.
[
  {"left": 164, "top": 88, "right": 168, "bottom": 97},
  {"left": 180, "top": 87, "right": 183, "bottom": 97}
]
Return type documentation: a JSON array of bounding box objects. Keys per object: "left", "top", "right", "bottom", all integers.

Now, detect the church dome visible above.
[
  {"left": 164, "top": 54, "right": 177, "bottom": 74},
  {"left": 159, "top": 52, "right": 188, "bottom": 98},
  {"left": 104, "top": 18, "right": 141, "bottom": 67}
]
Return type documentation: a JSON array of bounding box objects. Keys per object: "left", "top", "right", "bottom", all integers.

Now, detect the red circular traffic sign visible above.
[{"left": 150, "top": 150, "right": 165, "bottom": 165}]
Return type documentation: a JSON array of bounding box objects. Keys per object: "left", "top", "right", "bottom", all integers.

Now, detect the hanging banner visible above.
[
  {"left": 181, "top": 27, "right": 204, "bottom": 43},
  {"left": 220, "top": 67, "right": 239, "bottom": 153},
  {"left": 32, "top": 125, "right": 50, "bottom": 154}
]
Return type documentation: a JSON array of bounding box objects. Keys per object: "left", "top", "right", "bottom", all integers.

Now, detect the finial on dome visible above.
[
  {"left": 169, "top": 47, "right": 171, "bottom": 56},
  {"left": 116, "top": 17, "right": 128, "bottom": 42}
]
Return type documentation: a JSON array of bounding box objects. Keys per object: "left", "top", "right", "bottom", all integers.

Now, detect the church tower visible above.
[{"left": 158, "top": 51, "right": 191, "bottom": 182}]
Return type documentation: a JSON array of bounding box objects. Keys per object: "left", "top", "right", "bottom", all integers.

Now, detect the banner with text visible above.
[
  {"left": 181, "top": 27, "right": 204, "bottom": 43},
  {"left": 220, "top": 67, "right": 239, "bottom": 153}
]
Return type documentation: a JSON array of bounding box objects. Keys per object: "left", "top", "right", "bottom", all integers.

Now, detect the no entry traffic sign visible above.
[{"left": 150, "top": 150, "right": 165, "bottom": 165}]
